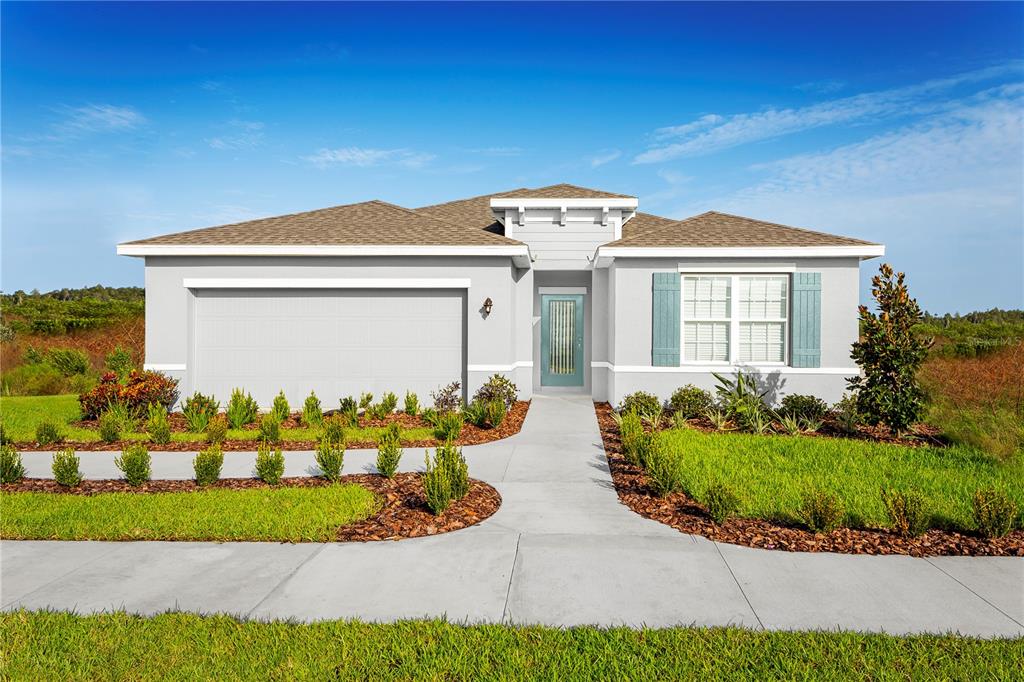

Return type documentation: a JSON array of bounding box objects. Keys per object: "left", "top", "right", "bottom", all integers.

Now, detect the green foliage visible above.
[
  {"left": 45, "top": 348, "right": 90, "bottom": 376},
  {"left": 115, "top": 444, "right": 151, "bottom": 486},
  {"left": 484, "top": 399, "right": 507, "bottom": 428},
  {"left": 462, "top": 400, "right": 488, "bottom": 427},
  {"left": 205, "top": 416, "right": 228, "bottom": 445},
  {"left": 97, "top": 411, "right": 121, "bottom": 443},
  {"left": 182, "top": 392, "right": 219, "bottom": 433},
  {"left": 259, "top": 414, "right": 281, "bottom": 444},
  {"left": 618, "top": 411, "right": 645, "bottom": 465},
  {"left": 321, "top": 415, "right": 347, "bottom": 446},
  {"left": 104, "top": 346, "right": 136, "bottom": 380},
  {"left": 35, "top": 420, "right": 63, "bottom": 446},
  {"left": 315, "top": 438, "right": 345, "bottom": 482},
  {"left": 643, "top": 437, "right": 685, "bottom": 497},
  {"left": 797, "top": 488, "right": 845, "bottom": 534},
  {"left": 712, "top": 371, "right": 770, "bottom": 433},
  {"left": 365, "top": 401, "right": 389, "bottom": 420},
  {"left": 0, "top": 423, "right": 8, "bottom": 445},
  {"left": 618, "top": 391, "right": 662, "bottom": 419},
  {"left": 379, "top": 392, "right": 398, "bottom": 414},
  {"left": 916, "top": 308, "right": 1024, "bottom": 358},
  {"left": 193, "top": 446, "right": 223, "bottom": 486},
  {"left": 103, "top": 400, "right": 139, "bottom": 433},
  {"left": 271, "top": 391, "right": 290, "bottom": 423},
  {"left": 1, "top": 362, "right": 83, "bottom": 396},
  {"left": 880, "top": 488, "right": 929, "bottom": 537},
  {"left": 779, "top": 394, "right": 828, "bottom": 421},
  {"left": 255, "top": 444, "right": 285, "bottom": 485},
  {"left": 52, "top": 448, "right": 82, "bottom": 487},
  {"left": 431, "top": 381, "right": 463, "bottom": 413},
  {"left": 419, "top": 407, "right": 438, "bottom": 426},
  {"left": 79, "top": 371, "right": 179, "bottom": 419},
  {"left": 703, "top": 482, "right": 741, "bottom": 524},
  {"left": 226, "top": 389, "right": 259, "bottom": 429},
  {"left": 432, "top": 411, "right": 463, "bottom": 442},
  {"left": 1, "top": 445, "right": 25, "bottom": 484},
  {"left": 301, "top": 392, "right": 323, "bottom": 427},
  {"left": 472, "top": 374, "right": 518, "bottom": 409},
  {"left": 1, "top": 286, "right": 144, "bottom": 336},
  {"left": 422, "top": 451, "right": 452, "bottom": 515},
  {"left": 437, "top": 441, "right": 469, "bottom": 500},
  {"left": 338, "top": 397, "right": 358, "bottom": 425},
  {"left": 376, "top": 426, "right": 402, "bottom": 479},
  {"left": 146, "top": 403, "right": 171, "bottom": 445},
  {"left": 669, "top": 385, "right": 713, "bottom": 419},
  {"left": 926, "top": 405, "right": 1024, "bottom": 461},
  {"left": 358, "top": 392, "right": 374, "bottom": 410},
  {"left": 403, "top": 391, "right": 420, "bottom": 416},
  {"left": 832, "top": 394, "right": 861, "bottom": 434},
  {"left": 972, "top": 488, "right": 1018, "bottom": 538},
  {"left": 849, "top": 264, "right": 930, "bottom": 435}
]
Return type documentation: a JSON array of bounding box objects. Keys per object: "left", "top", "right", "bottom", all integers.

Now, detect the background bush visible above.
[
  {"left": 205, "top": 416, "right": 228, "bottom": 444},
  {"left": 226, "top": 389, "right": 259, "bottom": 429},
  {"left": 115, "top": 444, "right": 151, "bottom": 486},
  {"left": 79, "top": 371, "right": 178, "bottom": 420},
  {"left": 779, "top": 394, "right": 828, "bottom": 421},
  {"left": 321, "top": 416, "right": 347, "bottom": 445},
  {"left": 35, "top": 420, "right": 63, "bottom": 446},
  {"left": 193, "top": 446, "right": 223, "bottom": 486},
  {"left": 404, "top": 391, "right": 420, "bottom": 416},
  {"left": 98, "top": 411, "right": 121, "bottom": 443},
  {"left": 472, "top": 374, "right": 518, "bottom": 409},
  {"left": 271, "top": 391, "right": 290, "bottom": 422},
  {"left": 52, "top": 448, "right": 82, "bottom": 487},
  {"left": 669, "top": 385, "right": 713, "bottom": 419},
  {"left": 433, "top": 411, "right": 463, "bottom": 442},
  {"left": 182, "top": 392, "right": 219, "bottom": 433},
  {"left": 44, "top": 348, "right": 90, "bottom": 377},
  {"left": 431, "top": 381, "right": 462, "bottom": 413},
  {"left": 146, "top": 404, "right": 171, "bottom": 445},
  {"left": 618, "top": 391, "right": 661, "bottom": 418},
  {"left": 484, "top": 399, "right": 506, "bottom": 428},
  {"left": 259, "top": 414, "right": 281, "bottom": 444},
  {"left": 302, "top": 392, "right": 322, "bottom": 427}
]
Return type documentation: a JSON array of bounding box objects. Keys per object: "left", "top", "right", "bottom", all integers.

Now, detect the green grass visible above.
[
  {"left": 657, "top": 428, "right": 1024, "bottom": 531},
  {"left": 0, "top": 394, "right": 433, "bottom": 445},
  {"left": 2, "top": 612, "right": 1018, "bottom": 681},
  {"left": 0, "top": 485, "right": 378, "bottom": 541}
]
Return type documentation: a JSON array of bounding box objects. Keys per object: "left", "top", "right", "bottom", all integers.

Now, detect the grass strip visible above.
[
  {"left": 0, "top": 485, "right": 378, "bottom": 541},
  {"left": 1, "top": 611, "right": 1019, "bottom": 681}
]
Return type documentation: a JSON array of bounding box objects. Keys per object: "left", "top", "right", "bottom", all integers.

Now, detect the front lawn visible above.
[
  {"left": 2, "top": 612, "right": 1018, "bottom": 681},
  {"left": 0, "top": 485, "right": 379, "bottom": 541},
  {"left": 657, "top": 428, "right": 1023, "bottom": 531}
]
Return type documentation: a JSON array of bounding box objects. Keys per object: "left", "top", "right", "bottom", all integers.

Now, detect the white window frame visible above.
[{"left": 680, "top": 274, "right": 790, "bottom": 367}]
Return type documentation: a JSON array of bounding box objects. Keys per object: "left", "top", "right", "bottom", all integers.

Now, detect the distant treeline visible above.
[
  {"left": 915, "top": 308, "right": 1024, "bottom": 358},
  {"left": 1, "top": 286, "right": 145, "bottom": 336}
]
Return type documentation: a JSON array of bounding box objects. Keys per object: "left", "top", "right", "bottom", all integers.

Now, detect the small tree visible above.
[{"left": 848, "top": 264, "right": 930, "bottom": 435}]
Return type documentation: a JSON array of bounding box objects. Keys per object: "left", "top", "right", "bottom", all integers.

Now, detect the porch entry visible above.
[{"left": 540, "top": 294, "right": 584, "bottom": 386}]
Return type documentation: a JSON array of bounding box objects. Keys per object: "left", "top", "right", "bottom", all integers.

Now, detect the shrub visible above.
[
  {"left": 380, "top": 391, "right": 398, "bottom": 414},
  {"left": 359, "top": 392, "right": 374, "bottom": 410},
  {"left": 381, "top": 422, "right": 401, "bottom": 444},
  {"left": 433, "top": 411, "right": 464, "bottom": 442},
  {"left": 259, "top": 414, "right": 281, "bottom": 444},
  {"left": 927, "top": 404, "right": 1023, "bottom": 461},
  {"left": 182, "top": 392, "right": 219, "bottom": 433},
  {"left": 832, "top": 394, "right": 861, "bottom": 435},
  {"left": 255, "top": 444, "right": 285, "bottom": 485},
  {"left": 226, "top": 389, "right": 259, "bottom": 429},
  {"left": 376, "top": 429, "right": 402, "bottom": 478},
  {"left": 205, "top": 415, "right": 228, "bottom": 444},
  {"left": 146, "top": 403, "right": 171, "bottom": 445},
  {"left": 302, "top": 392, "right": 323, "bottom": 427},
  {"left": 193, "top": 445, "right": 223, "bottom": 486},
  {"left": 972, "top": 488, "right": 1018, "bottom": 538},
  {"left": 462, "top": 400, "right": 488, "bottom": 428},
  {"left": 271, "top": 391, "right": 290, "bottom": 423},
  {"left": 849, "top": 263, "right": 930, "bottom": 435},
  {"left": 46, "top": 347, "right": 90, "bottom": 376},
  {"left": 473, "top": 374, "right": 518, "bottom": 409},
  {"left": 338, "top": 397, "right": 358, "bottom": 425},
  {"left": 365, "top": 401, "right": 389, "bottom": 420},
  {"left": 52, "top": 448, "right": 82, "bottom": 486},
  {"left": 0, "top": 363, "right": 66, "bottom": 396},
  {"left": 704, "top": 483, "right": 741, "bottom": 524},
  {"left": 643, "top": 438, "right": 685, "bottom": 496},
  {"left": 779, "top": 414, "right": 803, "bottom": 435},
  {"left": 431, "top": 381, "right": 462, "bottom": 413},
  {"left": 420, "top": 407, "right": 438, "bottom": 426},
  {"left": 485, "top": 399, "right": 507, "bottom": 428},
  {"left": 79, "top": 370, "right": 179, "bottom": 419},
  {"left": 438, "top": 441, "right": 469, "bottom": 500},
  {"left": 1, "top": 445, "right": 25, "bottom": 484},
  {"left": 35, "top": 420, "right": 63, "bottom": 446},
  {"left": 670, "top": 411, "right": 690, "bottom": 430},
  {"left": 618, "top": 391, "right": 662, "bottom": 419},
  {"left": 321, "top": 415, "right": 347, "bottom": 445},
  {"left": 618, "top": 411, "right": 645, "bottom": 465},
  {"left": 404, "top": 391, "right": 420, "bottom": 416},
  {"left": 779, "top": 394, "right": 828, "bottom": 421},
  {"left": 881, "top": 488, "right": 929, "bottom": 537},
  {"left": 797, "top": 489, "right": 845, "bottom": 534},
  {"left": 703, "top": 407, "right": 734, "bottom": 432},
  {"left": 115, "top": 444, "right": 151, "bottom": 486},
  {"left": 712, "top": 372, "right": 770, "bottom": 433},
  {"left": 105, "top": 346, "right": 135, "bottom": 380},
  {"left": 669, "top": 385, "right": 713, "bottom": 419},
  {"left": 104, "top": 400, "right": 140, "bottom": 433},
  {"left": 315, "top": 438, "right": 345, "bottom": 482},
  {"left": 422, "top": 452, "right": 451, "bottom": 514},
  {"left": 98, "top": 411, "right": 121, "bottom": 443}
]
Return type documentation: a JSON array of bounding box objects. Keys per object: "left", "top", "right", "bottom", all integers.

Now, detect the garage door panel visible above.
[{"left": 193, "top": 289, "right": 465, "bottom": 407}]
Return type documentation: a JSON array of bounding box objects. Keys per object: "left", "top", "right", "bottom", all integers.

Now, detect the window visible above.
[{"left": 681, "top": 274, "right": 789, "bottom": 364}]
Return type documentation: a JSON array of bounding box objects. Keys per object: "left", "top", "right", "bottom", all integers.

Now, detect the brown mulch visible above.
[
  {"left": 594, "top": 402, "right": 1024, "bottom": 557},
  {"left": 1, "top": 473, "right": 502, "bottom": 543},
  {"left": 18, "top": 401, "right": 530, "bottom": 452}
]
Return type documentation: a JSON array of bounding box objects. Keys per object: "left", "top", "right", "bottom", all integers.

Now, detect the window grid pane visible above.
[
  {"left": 739, "top": 321, "right": 785, "bottom": 362},
  {"left": 683, "top": 276, "right": 731, "bottom": 320},
  {"left": 682, "top": 275, "right": 731, "bottom": 362},
  {"left": 684, "top": 322, "right": 730, "bottom": 362},
  {"left": 739, "top": 276, "right": 788, "bottom": 320}
]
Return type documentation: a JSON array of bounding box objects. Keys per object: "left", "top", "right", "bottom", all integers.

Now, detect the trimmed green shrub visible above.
[
  {"left": 485, "top": 399, "right": 507, "bottom": 428},
  {"left": 35, "top": 420, "right": 63, "bottom": 446},
  {"left": 881, "top": 488, "right": 929, "bottom": 537},
  {"left": 46, "top": 348, "right": 90, "bottom": 376},
  {"left": 704, "top": 483, "right": 741, "bottom": 524},
  {"left": 52, "top": 448, "right": 82, "bottom": 487},
  {"left": 643, "top": 438, "right": 685, "bottom": 497},
  {"left": 315, "top": 438, "right": 345, "bottom": 482},
  {"left": 376, "top": 426, "right": 402, "bottom": 478},
  {"left": 380, "top": 392, "right": 398, "bottom": 414},
  {"left": 779, "top": 394, "right": 828, "bottom": 421},
  {"left": 226, "top": 389, "right": 259, "bottom": 429},
  {"left": 259, "top": 414, "right": 281, "bottom": 444},
  {"left": 404, "top": 391, "right": 420, "bottom": 416},
  {"left": 618, "top": 391, "right": 662, "bottom": 418},
  {"left": 302, "top": 392, "right": 323, "bottom": 427},
  {"left": 193, "top": 445, "right": 223, "bottom": 486},
  {"left": 1, "top": 445, "right": 25, "bottom": 484},
  {"left": 359, "top": 392, "right": 374, "bottom": 410},
  {"left": 798, "top": 489, "right": 845, "bottom": 534},
  {"left": 205, "top": 416, "right": 228, "bottom": 444},
  {"left": 115, "top": 444, "right": 151, "bottom": 486},
  {"left": 972, "top": 488, "right": 1018, "bottom": 538},
  {"left": 431, "top": 381, "right": 462, "bottom": 413},
  {"left": 437, "top": 441, "right": 469, "bottom": 500},
  {"left": 182, "top": 392, "right": 219, "bottom": 433},
  {"left": 255, "top": 443, "right": 285, "bottom": 485},
  {"left": 271, "top": 391, "right": 290, "bottom": 423},
  {"left": 98, "top": 411, "right": 121, "bottom": 443},
  {"left": 669, "top": 385, "right": 713, "bottom": 419},
  {"left": 472, "top": 374, "right": 518, "bottom": 409},
  {"left": 321, "top": 415, "right": 347, "bottom": 446},
  {"left": 618, "top": 411, "right": 645, "bottom": 465},
  {"left": 433, "top": 411, "right": 464, "bottom": 442},
  {"left": 422, "top": 451, "right": 452, "bottom": 515},
  {"left": 105, "top": 346, "right": 135, "bottom": 380},
  {"left": 146, "top": 403, "right": 171, "bottom": 445}
]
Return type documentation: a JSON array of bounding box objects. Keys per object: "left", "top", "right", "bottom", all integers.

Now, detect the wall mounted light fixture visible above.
[{"left": 483, "top": 297, "right": 493, "bottom": 315}]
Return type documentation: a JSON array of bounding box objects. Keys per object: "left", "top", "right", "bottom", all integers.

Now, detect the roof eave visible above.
[{"left": 592, "top": 244, "right": 885, "bottom": 267}]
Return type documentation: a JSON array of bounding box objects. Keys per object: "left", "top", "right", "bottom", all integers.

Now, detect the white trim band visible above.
[
  {"left": 490, "top": 198, "right": 638, "bottom": 210},
  {"left": 118, "top": 244, "right": 532, "bottom": 267},
  {"left": 594, "top": 244, "right": 884, "bottom": 264},
  {"left": 590, "top": 362, "right": 857, "bottom": 375},
  {"left": 144, "top": 363, "right": 186, "bottom": 371},
  {"left": 182, "top": 277, "right": 472, "bottom": 289},
  {"left": 678, "top": 264, "right": 795, "bottom": 273},
  {"left": 467, "top": 361, "right": 533, "bottom": 372}
]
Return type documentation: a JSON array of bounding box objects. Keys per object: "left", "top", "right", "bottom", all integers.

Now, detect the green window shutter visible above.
[
  {"left": 791, "top": 272, "right": 821, "bottom": 368},
  {"left": 652, "top": 273, "right": 680, "bottom": 366}
]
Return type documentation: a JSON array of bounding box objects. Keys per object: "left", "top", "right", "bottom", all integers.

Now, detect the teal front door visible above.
[{"left": 540, "top": 294, "right": 584, "bottom": 387}]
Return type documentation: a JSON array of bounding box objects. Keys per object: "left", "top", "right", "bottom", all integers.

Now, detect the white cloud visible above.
[
  {"left": 206, "top": 120, "right": 264, "bottom": 150},
  {"left": 52, "top": 104, "right": 146, "bottom": 136},
  {"left": 200, "top": 80, "right": 224, "bottom": 92},
  {"left": 588, "top": 149, "right": 621, "bottom": 167},
  {"left": 635, "top": 62, "right": 1022, "bottom": 163},
  {"left": 302, "top": 147, "right": 435, "bottom": 169}
]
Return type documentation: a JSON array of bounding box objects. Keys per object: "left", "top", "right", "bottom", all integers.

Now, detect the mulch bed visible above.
[
  {"left": 595, "top": 402, "right": 1024, "bottom": 557},
  {"left": 15, "top": 401, "right": 530, "bottom": 452},
  {"left": 1, "top": 473, "right": 502, "bottom": 543}
]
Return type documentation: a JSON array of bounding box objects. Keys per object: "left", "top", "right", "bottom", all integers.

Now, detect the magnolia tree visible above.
[{"left": 848, "top": 263, "right": 930, "bottom": 435}]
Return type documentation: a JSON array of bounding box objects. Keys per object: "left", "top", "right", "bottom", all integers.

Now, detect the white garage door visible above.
[{"left": 193, "top": 289, "right": 465, "bottom": 407}]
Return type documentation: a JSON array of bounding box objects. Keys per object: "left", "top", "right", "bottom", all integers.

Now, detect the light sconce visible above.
[{"left": 483, "top": 297, "right": 493, "bottom": 315}]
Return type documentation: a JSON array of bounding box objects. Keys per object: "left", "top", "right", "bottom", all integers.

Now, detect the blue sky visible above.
[{"left": 2, "top": 1, "right": 1022, "bottom": 313}]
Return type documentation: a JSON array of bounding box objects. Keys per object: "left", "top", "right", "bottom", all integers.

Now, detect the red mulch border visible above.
[
  {"left": 1, "top": 473, "right": 501, "bottom": 543},
  {"left": 594, "top": 402, "right": 1024, "bottom": 557},
  {"left": 13, "top": 401, "right": 530, "bottom": 452}
]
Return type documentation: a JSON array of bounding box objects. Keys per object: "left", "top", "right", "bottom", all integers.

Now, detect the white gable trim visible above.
[{"left": 593, "top": 244, "right": 884, "bottom": 267}]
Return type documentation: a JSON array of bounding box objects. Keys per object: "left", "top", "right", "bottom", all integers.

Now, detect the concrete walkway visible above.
[{"left": 2, "top": 395, "right": 1022, "bottom": 637}]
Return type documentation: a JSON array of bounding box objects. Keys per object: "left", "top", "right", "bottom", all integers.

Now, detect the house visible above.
[{"left": 117, "top": 184, "right": 884, "bottom": 408}]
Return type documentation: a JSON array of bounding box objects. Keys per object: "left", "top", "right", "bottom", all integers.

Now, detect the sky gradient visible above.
[{"left": 2, "top": 1, "right": 1022, "bottom": 313}]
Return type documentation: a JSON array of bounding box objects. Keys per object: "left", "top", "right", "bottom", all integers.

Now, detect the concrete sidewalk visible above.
[{"left": 3, "top": 395, "right": 1022, "bottom": 637}]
